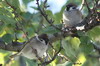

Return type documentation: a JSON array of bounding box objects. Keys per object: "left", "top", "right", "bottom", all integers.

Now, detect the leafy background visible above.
[{"left": 0, "top": 0, "right": 100, "bottom": 66}]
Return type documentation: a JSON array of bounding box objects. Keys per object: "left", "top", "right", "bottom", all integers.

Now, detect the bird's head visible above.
[
  {"left": 66, "top": 3, "right": 77, "bottom": 11},
  {"left": 36, "top": 34, "right": 49, "bottom": 45}
]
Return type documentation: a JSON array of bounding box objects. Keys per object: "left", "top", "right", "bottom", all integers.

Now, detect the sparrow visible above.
[
  {"left": 12, "top": 34, "right": 49, "bottom": 59},
  {"left": 63, "top": 3, "right": 83, "bottom": 28}
]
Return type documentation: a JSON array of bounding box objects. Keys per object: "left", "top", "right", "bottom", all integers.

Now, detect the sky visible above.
[{"left": 27, "top": 0, "right": 67, "bottom": 14}]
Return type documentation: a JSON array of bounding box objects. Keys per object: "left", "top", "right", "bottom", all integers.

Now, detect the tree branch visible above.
[
  {"left": 84, "top": 0, "right": 91, "bottom": 12},
  {"left": 36, "top": 0, "right": 62, "bottom": 31},
  {"left": 0, "top": 1, "right": 99, "bottom": 65},
  {"left": 0, "top": 10, "right": 99, "bottom": 52},
  {"left": 0, "top": 39, "right": 24, "bottom": 52},
  {"left": 39, "top": 40, "right": 62, "bottom": 65},
  {"left": 80, "top": 0, "right": 85, "bottom": 10}
]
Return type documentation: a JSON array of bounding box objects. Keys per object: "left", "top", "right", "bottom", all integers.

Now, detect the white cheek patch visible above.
[
  {"left": 35, "top": 35, "right": 40, "bottom": 41},
  {"left": 35, "top": 35, "right": 46, "bottom": 45},
  {"left": 69, "top": 7, "right": 73, "bottom": 11},
  {"left": 40, "top": 40, "right": 46, "bottom": 45}
]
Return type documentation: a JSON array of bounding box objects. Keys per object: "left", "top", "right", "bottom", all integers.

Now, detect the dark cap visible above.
[
  {"left": 38, "top": 34, "right": 49, "bottom": 45},
  {"left": 66, "top": 3, "right": 77, "bottom": 11}
]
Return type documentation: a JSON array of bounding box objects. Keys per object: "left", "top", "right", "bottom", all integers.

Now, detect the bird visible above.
[
  {"left": 11, "top": 34, "right": 49, "bottom": 60},
  {"left": 63, "top": 3, "right": 83, "bottom": 28}
]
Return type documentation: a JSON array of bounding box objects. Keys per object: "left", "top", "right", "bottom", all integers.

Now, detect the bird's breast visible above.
[{"left": 63, "top": 10, "right": 82, "bottom": 26}]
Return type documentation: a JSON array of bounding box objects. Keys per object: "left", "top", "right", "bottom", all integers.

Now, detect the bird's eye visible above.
[
  {"left": 72, "top": 7, "right": 76, "bottom": 9},
  {"left": 40, "top": 39, "right": 43, "bottom": 41}
]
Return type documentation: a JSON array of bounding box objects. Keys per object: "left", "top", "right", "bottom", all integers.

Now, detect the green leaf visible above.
[
  {"left": 6, "top": 0, "right": 21, "bottom": 13},
  {"left": 57, "top": 61, "right": 73, "bottom": 66},
  {"left": 62, "top": 38, "right": 77, "bottom": 60},
  {"left": 22, "top": 57, "right": 38, "bottom": 66},
  {"left": 21, "top": 12, "right": 32, "bottom": 20},
  {"left": 46, "top": 10, "right": 53, "bottom": 17},
  {"left": 0, "top": 8, "right": 12, "bottom": 16},
  {"left": 0, "top": 53, "right": 4, "bottom": 65},
  {"left": 80, "top": 36, "right": 90, "bottom": 44},
  {"left": 22, "top": 0, "right": 34, "bottom": 6},
  {"left": 0, "top": 15, "right": 16, "bottom": 25},
  {"left": 26, "top": 27, "right": 35, "bottom": 37},
  {"left": 70, "top": 37, "right": 80, "bottom": 50},
  {"left": 54, "top": 12, "right": 62, "bottom": 24},
  {"left": 77, "top": 31, "right": 85, "bottom": 36},
  {"left": 0, "top": 21, "right": 5, "bottom": 32},
  {"left": 2, "top": 33, "right": 13, "bottom": 43},
  {"left": 40, "top": 26, "right": 60, "bottom": 34},
  {"left": 87, "top": 26, "right": 100, "bottom": 42},
  {"left": 80, "top": 43, "right": 94, "bottom": 55},
  {"left": 32, "top": 13, "right": 42, "bottom": 22},
  {"left": 6, "top": 0, "right": 20, "bottom": 8}
]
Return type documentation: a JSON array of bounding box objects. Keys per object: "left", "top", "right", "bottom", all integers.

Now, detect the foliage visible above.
[{"left": 0, "top": 0, "right": 100, "bottom": 66}]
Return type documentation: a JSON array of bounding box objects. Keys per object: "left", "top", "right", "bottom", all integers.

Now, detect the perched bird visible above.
[
  {"left": 12, "top": 34, "right": 49, "bottom": 59},
  {"left": 63, "top": 3, "right": 83, "bottom": 28}
]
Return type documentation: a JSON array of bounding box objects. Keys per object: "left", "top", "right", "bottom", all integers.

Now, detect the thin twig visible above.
[
  {"left": 5, "top": 0, "right": 29, "bottom": 40},
  {"left": 36, "top": 0, "right": 62, "bottom": 31},
  {"left": 84, "top": 0, "right": 91, "bottom": 12},
  {"left": 80, "top": 0, "right": 85, "bottom": 10},
  {"left": 44, "top": 0, "right": 47, "bottom": 5},
  {"left": 0, "top": 12, "right": 99, "bottom": 52},
  {"left": 40, "top": 40, "right": 62, "bottom": 65},
  {"left": 88, "top": 55, "right": 100, "bottom": 58},
  {"left": 58, "top": 53, "right": 70, "bottom": 61},
  {"left": 44, "top": 0, "right": 48, "bottom": 8},
  {"left": 5, "top": 0, "right": 16, "bottom": 10},
  {"left": 4, "top": 0, "right": 34, "bottom": 61},
  {"left": 36, "top": 16, "right": 44, "bottom": 34}
]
